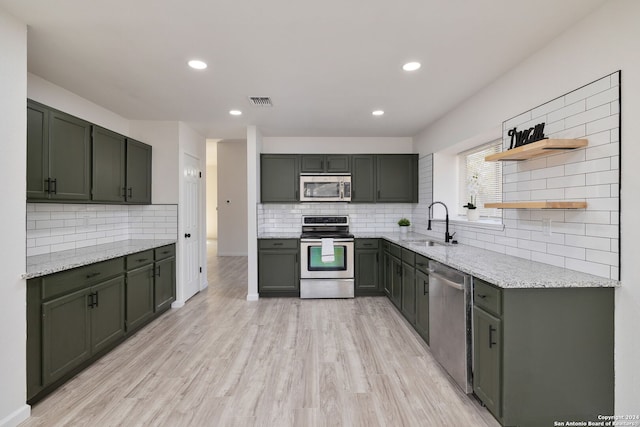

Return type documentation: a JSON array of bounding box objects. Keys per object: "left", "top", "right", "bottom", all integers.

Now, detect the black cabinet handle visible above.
[
  {"left": 489, "top": 325, "right": 497, "bottom": 348},
  {"left": 156, "top": 266, "right": 161, "bottom": 277},
  {"left": 377, "top": 190, "right": 381, "bottom": 199},
  {"left": 363, "top": 243, "right": 372, "bottom": 247},
  {"left": 50, "top": 178, "right": 57, "bottom": 194},
  {"left": 128, "top": 187, "right": 133, "bottom": 198},
  {"left": 295, "top": 189, "right": 299, "bottom": 199},
  {"left": 87, "top": 292, "right": 98, "bottom": 308},
  {"left": 44, "top": 178, "right": 50, "bottom": 194},
  {"left": 184, "top": 233, "right": 191, "bottom": 238},
  {"left": 94, "top": 292, "right": 99, "bottom": 308},
  {"left": 423, "top": 280, "right": 428, "bottom": 295},
  {"left": 162, "top": 250, "right": 170, "bottom": 254},
  {"left": 86, "top": 272, "right": 101, "bottom": 279},
  {"left": 137, "top": 258, "right": 149, "bottom": 263},
  {"left": 87, "top": 294, "right": 94, "bottom": 308},
  {"left": 273, "top": 242, "right": 283, "bottom": 246},
  {"left": 121, "top": 187, "right": 127, "bottom": 198},
  {"left": 476, "top": 293, "right": 487, "bottom": 299}
]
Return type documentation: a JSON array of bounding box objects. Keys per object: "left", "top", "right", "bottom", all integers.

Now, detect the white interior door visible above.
[{"left": 183, "top": 153, "right": 201, "bottom": 301}]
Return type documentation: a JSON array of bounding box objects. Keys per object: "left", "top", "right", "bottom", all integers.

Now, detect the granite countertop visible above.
[
  {"left": 259, "top": 230, "right": 619, "bottom": 289},
  {"left": 25, "top": 239, "right": 177, "bottom": 279},
  {"left": 378, "top": 232, "right": 620, "bottom": 289}
]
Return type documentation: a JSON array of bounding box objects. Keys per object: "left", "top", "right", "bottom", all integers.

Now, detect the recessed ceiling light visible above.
[
  {"left": 188, "top": 60, "right": 207, "bottom": 70},
  {"left": 229, "top": 110, "right": 242, "bottom": 116},
  {"left": 372, "top": 110, "right": 384, "bottom": 116},
  {"left": 402, "top": 62, "right": 421, "bottom": 71}
]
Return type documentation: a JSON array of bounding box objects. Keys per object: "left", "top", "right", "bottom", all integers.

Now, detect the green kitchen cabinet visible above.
[
  {"left": 414, "top": 268, "right": 430, "bottom": 343},
  {"left": 301, "top": 154, "right": 350, "bottom": 173},
  {"left": 154, "top": 245, "right": 176, "bottom": 312},
  {"left": 390, "top": 255, "right": 402, "bottom": 309},
  {"left": 351, "top": 154, "right": 375, "bottom": 202},
  {"left": 355, "top": 239, "right": 382, "bottom": 296},
  {"left": 92, "top": 126, "right": 126, "bottom": 202},
  {"left": 261, "top": 155, "right": 300, "bottom": 203},
  {"left": 376, "top": 154, "right": 418, "bottom": 203},
  {"left": 125, "top": 138, "right": 152, "bottom": 204},
  {"left": 27, "top": 100, "right": 92, "bottom": 202},
  {"left": 401, "top": 249, "right": 416, "bottom": 324},
  {"left": 126, "top": 264, "right": 155, "bottom": 332},
  {"left": 473, "top": 305, "right": 502, "bottom": 418},
  {"left": 258, "top": 239, "right": 300, "bottom": 296},
  {"left": 41, "top": 274, "right": 125, "bottom": 386},
  {"left": 472, "top": 278, "right": 614, "bottom": 427},
  {"left": 382, "top": 242, "right": 392, "bottom": 297}
]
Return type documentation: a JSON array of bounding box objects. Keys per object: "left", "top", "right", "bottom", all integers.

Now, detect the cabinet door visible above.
[
  {"left": 42, "top": 288, "right": 91, "bottom": 384},
  {"left": 390, "top": 256, "right": 402, "bottom": 308},
  {"left": 92, "top": 126, "right": 126, "bottom": 202},
  {"left": 355, "top": 249, "right": 379, "bottom": 294},
  {"left": 300, "top": 155, "right": 325, "bottom": 173},
  {"left": 383, "top": 252, "right": 391, "bottom": 297},
  {"left": 155, "top": 257, "right": 176, "bottom": 312},
  {"left": 326, "top": 155, "right": 350, "bottom": 173},
  {"left": 351, "top": 155, "right": 375, "bottom": 202},
  {"left": 90, "top": 276, "right": 125, "bottom": 353},
  {"left": 473, "top": 306, "right": 502, "bottom": 418},
  {"left": 126, "top": 139, "right": 152, "bottom": 204},
  {"left": 415, "top": 269, "right": 429, "bottom": 343},
  {"left": 27, "top": 101, "right": 50, "bottom": 200},
  {"left": 258, "top": 249, "right": 299, "bottom": 292},
  {"left": 401, "top": 262, "right": 416, "bottom": 324},
  {"left": 49, "top": 110, "right": 92, "bottom": 200},
  {"left": 126, "top": 265, "right": 155, "bottom": 332},
  {"left": 261, "top": 155, "right": 300, "bottom": 202},
  {"left": 376, "top": 154, "right": 418, "bottom": 203}
]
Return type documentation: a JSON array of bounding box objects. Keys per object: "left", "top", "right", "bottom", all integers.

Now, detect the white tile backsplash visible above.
[{"left": 26, "top": 203, "right": 178, "bottom": 256}]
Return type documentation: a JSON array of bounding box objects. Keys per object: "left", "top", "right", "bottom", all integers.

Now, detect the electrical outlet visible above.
[{"left": 542, "top": 218, "right": 552, "bottom": 236}]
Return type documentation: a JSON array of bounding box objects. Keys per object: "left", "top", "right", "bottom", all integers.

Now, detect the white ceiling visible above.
[{"left": 1, "top": 0, "right": 608, "bottom": 139}]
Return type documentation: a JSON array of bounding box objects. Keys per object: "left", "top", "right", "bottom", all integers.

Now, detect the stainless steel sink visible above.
[{"left": 405, "top": 239, "right": 449, "bottom": 247}]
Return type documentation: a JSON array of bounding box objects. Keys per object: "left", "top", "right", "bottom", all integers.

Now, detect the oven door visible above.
[{"left": 300, "top": 238, "right": 354, "bottom": 279}]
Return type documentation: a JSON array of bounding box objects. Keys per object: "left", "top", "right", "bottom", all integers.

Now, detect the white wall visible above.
[
  {"left": 263, "top": 136, "right": 413, "bottom": 153},
  {"left": 206, "top": 164, "right": 218, "bottom": 239},
  {"left": 0, "top": 9, "right": 30, "bottom": 427},
  {"left": 129, "top": 121, "right": 179, "bottom": 204},
  {"left": 414, "top": 0, "right": 639, "bottom": 413},
  {"left": 247, "top": 127, "right": 262, "bottom": 301},
  {"left": 218, "top": 140, "right": 248, "bottom": 256},
  {"left": 27, "top": 73, "right": 130, "bottom": 136}
]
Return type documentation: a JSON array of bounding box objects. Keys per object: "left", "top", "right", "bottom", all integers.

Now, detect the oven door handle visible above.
[{"left": 301, "top": 238, "right": 354, "bottom": 243}]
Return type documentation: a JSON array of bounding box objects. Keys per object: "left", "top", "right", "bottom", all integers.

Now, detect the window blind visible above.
[{"left": 459, "top": 140, "right": 503, "bottom": 218}]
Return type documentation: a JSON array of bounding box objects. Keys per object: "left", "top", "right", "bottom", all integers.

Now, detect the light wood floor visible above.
[{"left": 22, "top": 245, "right": 499, "bottom": 427}]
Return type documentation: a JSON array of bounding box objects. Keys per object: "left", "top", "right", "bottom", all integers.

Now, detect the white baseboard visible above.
[
  {"left": 217, "top": 252, "right": 248, "bottom": 256},
  {"left": 246, "top": 293, "right": 259, "bottom": 301},
  {"left": 0, "top": 404, "right": 30, "bottom": 427},
  {"left": 171, "top": 300, "right": 185, "bottom": 309}
]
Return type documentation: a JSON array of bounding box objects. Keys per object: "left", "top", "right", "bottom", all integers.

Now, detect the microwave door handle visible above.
[{"left": 339, "top": 181, "right": 344, "bottom": 199}]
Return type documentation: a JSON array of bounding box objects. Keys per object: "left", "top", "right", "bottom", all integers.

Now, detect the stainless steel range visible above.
[{"left": 299, "top": 215, "right": 354, "bottom": 299}]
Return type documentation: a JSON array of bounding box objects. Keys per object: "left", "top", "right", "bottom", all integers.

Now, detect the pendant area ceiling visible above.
[{"left": 0, "top": 0, "right": 609, "bottom": 139}]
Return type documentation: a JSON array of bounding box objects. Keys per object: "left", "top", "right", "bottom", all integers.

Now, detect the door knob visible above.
[{"left": 184, "top": 233, "right": 191, "bottom": 238}]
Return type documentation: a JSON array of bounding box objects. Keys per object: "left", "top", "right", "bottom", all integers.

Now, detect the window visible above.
[{"left": 458, "top": 140, "right": 502, "bottom": 219}]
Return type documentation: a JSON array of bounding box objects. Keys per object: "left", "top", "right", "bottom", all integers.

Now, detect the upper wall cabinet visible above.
[
  {"left": 27, "top": 100, "right": 152, "bottom": 204},
  {"left": 301, "top": 154, "right": 350, "bottom": 173},
  {"left": 261, "top": 155, "right": 300, "bottom": 203},
  {"left": 376, "top": 154, "right": 418, "bottom": 203},
  {"left": 125, "top": 139, "right": 152, "bottom": 204},
  {"left": 92, "top": 126, "right": 126, "bottom": 203},
  {"left": 351, "top": 154, "right": 376, "bottom": 203},
  {"left": 27, "top": 100, "right": 92, "bottom": 201}
]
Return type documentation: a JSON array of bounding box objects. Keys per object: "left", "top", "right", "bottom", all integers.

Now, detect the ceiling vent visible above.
[{"left": 248, "top": 96, "right": 273, "bottom": 107}]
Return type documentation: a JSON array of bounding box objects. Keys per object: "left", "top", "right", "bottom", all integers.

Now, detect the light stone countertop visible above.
[
  {"left": 25, "top": 239, "right": 177, "bottom": 279},
  {"left": 258, "top": 231, "right": 619, "bottom": 289}
]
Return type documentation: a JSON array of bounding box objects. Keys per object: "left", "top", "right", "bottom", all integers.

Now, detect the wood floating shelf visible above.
[
  {"left": 485, "top": 138, "right": 588, "bottom": 161},
  {"left": 485, "top": 201, "right": 587, "bottom": 209}
]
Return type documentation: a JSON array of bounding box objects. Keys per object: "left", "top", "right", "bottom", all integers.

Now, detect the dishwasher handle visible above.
[{"left": 428, "top": 269, "right": 465, "bottom": 291}]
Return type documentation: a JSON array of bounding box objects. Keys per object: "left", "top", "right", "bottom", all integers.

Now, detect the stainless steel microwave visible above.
[{"left": 299, "top": 174, "right": 351, "bottom": 202}]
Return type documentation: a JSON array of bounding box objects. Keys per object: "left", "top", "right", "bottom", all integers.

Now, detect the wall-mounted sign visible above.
[{"left": 507, "top": 122, "right": 546, "bottom": 149}]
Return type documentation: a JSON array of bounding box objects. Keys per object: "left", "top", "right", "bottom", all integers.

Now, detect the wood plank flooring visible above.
[{"left": 22, "top": 243, "right": 499, "bottom": 427}]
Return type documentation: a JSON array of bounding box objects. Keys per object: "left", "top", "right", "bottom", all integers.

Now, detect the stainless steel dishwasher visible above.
[{"left": 428, "top": 260, "right": 473, "bottom": 393}]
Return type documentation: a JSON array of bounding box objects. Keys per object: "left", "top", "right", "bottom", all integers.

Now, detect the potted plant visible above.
[
  {"left": 398, "top": 218, "right": 411, "bottom": 234},
  {"left": 463, "top": 196, "right": 479, "bottom": 221}
]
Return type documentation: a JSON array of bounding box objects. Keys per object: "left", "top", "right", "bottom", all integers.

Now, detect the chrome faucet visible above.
[{"left": 427, "top": 201, "right": 455, "bottom": 243}]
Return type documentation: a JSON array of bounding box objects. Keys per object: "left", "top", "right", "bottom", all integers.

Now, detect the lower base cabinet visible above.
[
  {"left": 355, "top": 239, "right": 383, "bottom": 296},
  {"left": 414, "top": 266, "right": 429, "bottom": 343},
  {"left": 27, "top": 244, "right": 176, "bottom": 403},
  {"left": 472, "top": 278, "right": 614, "bottom": 427},
  {"left": 258, "top": 239, "right": 299, "bottom": 296}
]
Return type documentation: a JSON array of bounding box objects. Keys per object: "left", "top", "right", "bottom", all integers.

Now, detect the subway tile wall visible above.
[
  {"left": 27, "top": 203, "right": 178, "bottom": 256},
  {"left": 416, "top": 72, "right": 620, "bottom": 280}
]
